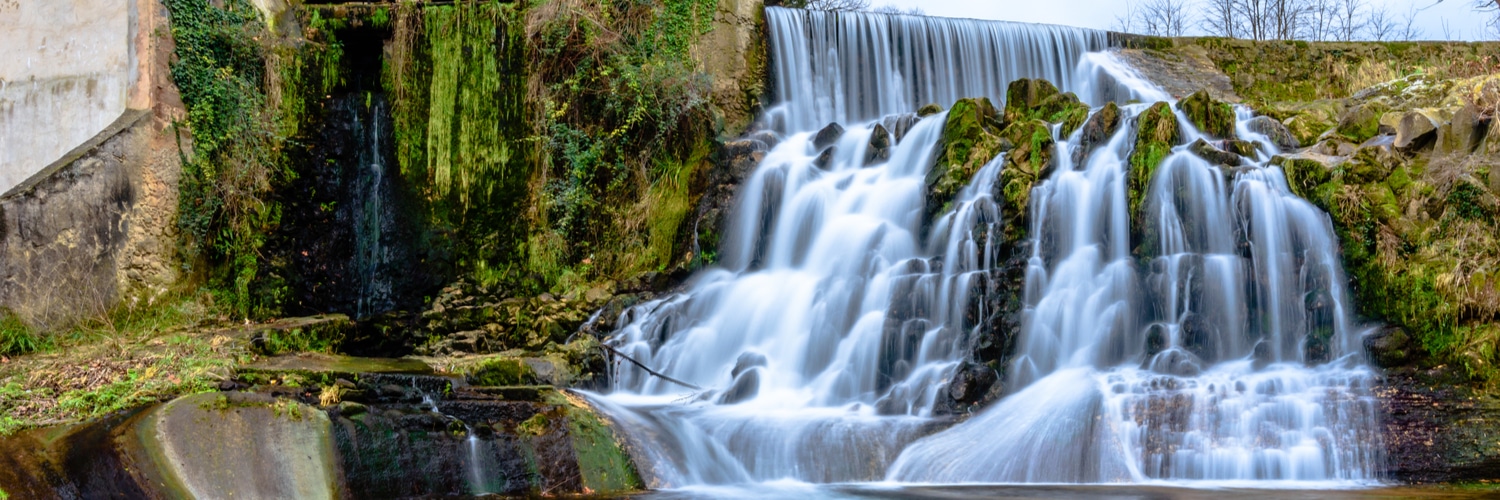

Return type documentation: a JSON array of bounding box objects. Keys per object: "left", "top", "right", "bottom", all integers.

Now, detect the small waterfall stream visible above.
[{"left": 593, "top": 7, "right": 1383, "bottom": 489}]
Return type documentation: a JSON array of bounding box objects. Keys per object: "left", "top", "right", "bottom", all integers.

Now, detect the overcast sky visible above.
[{"left": 873, "top": 0, "right": 1496, "bottom": 41}]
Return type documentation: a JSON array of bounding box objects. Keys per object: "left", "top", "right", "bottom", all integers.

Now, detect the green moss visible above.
[
  {"left": 518, "top": 412, "right": 549, "bottom": 437},
  {"left": 1277, "top": 156, "right": 1333, "bottom": 200},
  {"left": 1128, "top": 102, "right": 1181, "bottom": 220},
  {"left": 469, "top": 358, "right": 532, "bottom": 386},
  {"left": 928, "top": 97, "right": 1004, "bottom": 219},
  {"left": 546, "top": 392, "right": 642, "bottom": 494},
  {"left": 165, "top": 0, "right": 294, "bottom": 318},
  {"left": 1003, "top": 78, "right": 1059, "bottom": 124},
  {"left": 1176, "top": 90, "right": 1235, "bottom": 139},
  {"left": 1336, "top": 101, "right": 1391, "bottom": 143}
]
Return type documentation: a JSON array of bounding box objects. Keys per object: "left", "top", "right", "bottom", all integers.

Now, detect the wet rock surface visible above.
[{"left": 0, "top": 357, "right": 642, "bottom": 497}]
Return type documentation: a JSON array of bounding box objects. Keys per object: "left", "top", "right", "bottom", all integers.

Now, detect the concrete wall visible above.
[
  {"left": 0, "top": 0, "right": 183, "bottom": 327},
  {"left": 0, "top": 0, "right": 136, "bottom": 193}
]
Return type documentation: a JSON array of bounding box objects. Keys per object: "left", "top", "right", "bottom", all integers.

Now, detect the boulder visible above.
[
  {"left": 717, "top": 368, "right": 761, "bottom": 405},
  {"left": 1187, "top": 138, "right": 1242, "bottom": 167},
  {"left": 926, "top": 97, "right": 1005, "bottom": 222},
  {"left": 1128, "top": 102, "right": 1182, "bottom": 221},
  {"left": 917, "top": 103, "right": 944, "bottom": 117},
  {"left": 1246, "top": 115, "right": 1298, "bottom": 150},
  {"left": 1394, "top": 109, "right": 1441, "bottom": 150},
  {"left": 1176, "top": 90, "right": 1236, "bottom": 139},
  {"left": 946, "top": 361, "right": 998, "bottom": 405},
  {"left": 1073, "top": 101, "right": 1122, "bottom": 166},
  {"left": 1341, "top": 145, "right": 1397, "bottom": 184},
  {"left": 1003, "top": 78, "right": 1061, "bottom": 124},
  {"left": 1337, "top": 100, "right": 1392, "bottom": 143},
  {"left": 1271, "top": 153, "right": 1337, "bottom": 200},
  {"left": 864, "top": 123, "right": 892, "bottom": 166},
  {"left": 813, "top": 122, "right": 845, "bottom": 150},
  {"left": 1364, "top": 326, "right": 1414, "bottom": 368},
  {"left": 1436, "top": 103, "right": 1485, "bottom": 157}
]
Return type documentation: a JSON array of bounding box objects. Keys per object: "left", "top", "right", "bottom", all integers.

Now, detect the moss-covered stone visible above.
[
  {"left": 1341, "top": 145, "right": 1397, "bottom": 184},
  {"left": 1272, "top": 153, "right": 1336, "bottom": 200},
  {"left": 917, "top": 103, "right": 943, "bottom": 117},
  {"left": 1176, "top": 90, "right": 1236, "bottom": 139},
  {"left": 1128, "top": 102, "right": 1182, "bottom": 220},
  {"left": 1073, "top": 102, "right": 1122, "bottom": 165},
  {"left": 246, "top": 315, "right": 354, "bottom": 356},
  {"left": 546, "top": 391, "right": 642, "bottom": 494},
  {"left": 1003, "top": 78, "right": 1060, "bottom": 125},
  {"left": 927, "top": 97, "right": 1005, "bottom": 221},
  {"left": 1336, "top": 100, "right": 1393, "bottom": 143}
]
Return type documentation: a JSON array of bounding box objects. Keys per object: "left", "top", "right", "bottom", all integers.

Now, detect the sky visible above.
[{"left": 872, "top": 0, "right": 1497, "bottom": 41}]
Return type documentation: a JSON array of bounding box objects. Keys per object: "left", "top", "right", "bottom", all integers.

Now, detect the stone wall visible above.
[
  {"left": 0, "top": 0, "right": 139, "bottom": 192},
  {"left": 0, "top": 0, "right": 183, "bottom": 327}
]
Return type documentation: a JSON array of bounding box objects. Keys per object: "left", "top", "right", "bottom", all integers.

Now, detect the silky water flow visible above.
[{"left": 589, "top": 8, "right": 1383, "bottom": 488}]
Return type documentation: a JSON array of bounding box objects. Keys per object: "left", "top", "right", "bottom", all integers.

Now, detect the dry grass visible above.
[{"left": 0, "top": 296, "right": 251, "bottom": 434}]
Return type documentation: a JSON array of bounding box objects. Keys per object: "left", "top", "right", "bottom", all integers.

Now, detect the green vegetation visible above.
[
  {"left": 1176, "top": 90, "right": 1235, "bottom": 139},
  {"left": 165, "top": 0, "right": 294, "bottom": 319},
  {"left": 0, "top": 311, "right": 49, "bottom": 357},
  {"left": 0, "top": 293, "right": 246, "bottom": 435},
  {"left": 1128, "top": 102, "right": 1181, "bottom": 222}
]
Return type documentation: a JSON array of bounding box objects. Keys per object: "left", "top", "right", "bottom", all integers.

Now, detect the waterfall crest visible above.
[{"left": 764, "top": 7, "right": 1111, "bottom": 131}]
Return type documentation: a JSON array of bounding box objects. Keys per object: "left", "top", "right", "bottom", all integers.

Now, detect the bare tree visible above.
[
  {"left": 1301, "top": 0, "right": 1335, "bottom": 40},
  {"left": 1201, "top": 0, "right": 1242, "bottom": 37},
  {"left": 1398, "top": 5, "right": 1425, "bottom": 40},
  {"left": 1331, "top": 0, "right": 1365, "bottom": 41},
  {"left": 784, "top": 0, "right": 872, "bottom": 11},
  {"left": 1115, "top": 1, "right": 1139, "bottom": 33},
  {"left": 1365, "top": 5, "right": 1397, "bottom": 40},
  {"left": 1132, "top": 0, "right": 1195, "bottom": 36},
  {"left": 870, "top": 4, "right": 925, "bottom": 15}
]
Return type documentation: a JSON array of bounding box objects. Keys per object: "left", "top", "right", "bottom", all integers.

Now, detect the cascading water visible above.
[
  {"left": 886, "top": 105, "right": 1383, "bottom": 484},
  {"left": 594, "top": 7, "right": 1383, "bottom": 489}
]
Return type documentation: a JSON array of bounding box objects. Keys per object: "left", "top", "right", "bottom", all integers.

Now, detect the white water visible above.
[{"left": 595, "top": 7, "right": 1382, "bottom": 489}]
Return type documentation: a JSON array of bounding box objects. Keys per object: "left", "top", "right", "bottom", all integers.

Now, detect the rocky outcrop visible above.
[
  {"left": 926, "top": 97, "right": 1004, "bottom": 224},
  {"left": 1127, "top": 102, "right": 1182, "bottom": 223},
  {"left": 1176, "top": 90, "right": 1236, "bottom": 139},
  {"left": 0, "top": 358, "right": 642, "bottom": 497}
]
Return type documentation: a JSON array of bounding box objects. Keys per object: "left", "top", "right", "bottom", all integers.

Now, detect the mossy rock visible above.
[
  {"left": 917, "top": 103, "right": 944, "bottom": 117},
  {"left": 545, "top": 391, "right": 642, "bottom": 494},
  {"left": 1176, "top": 90, "right": 1236, "bottom": 139},
  {"left": 927, "top": 97, "right": 1005, "bottom": 220},
  {"left": 247, "top": 315, "right": 354, "bottom": 356},
  {"left": 1336, "top": 100, "right": 1393, "bottom": 143},
  {"left": 1127, "top": 102, "right": 1182, "bottom": 220},
  {"left": 1074, "top": 101, "right": 1122, "bottom": 165},
  {"left": 1003, "top": 78, "right": 1060, "bottom": 125},
  {"left": 1002, "top": 119, "right": 1055, "bottom": 181},
  {"left": 1272, "top": 153, "right": 1336, "bottom": 200},
  {"left": 1340, "top": 146, "right": 1397, "bottom": 184}
]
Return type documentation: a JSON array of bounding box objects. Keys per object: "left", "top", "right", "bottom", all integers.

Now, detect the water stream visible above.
[{"left": 593, "top": 8, "right": 1382, "bottom": 489}]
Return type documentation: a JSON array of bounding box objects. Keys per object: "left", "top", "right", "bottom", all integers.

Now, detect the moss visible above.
[
  {"left": 1176, "top": 90, "right": 1235, "bottom": 139},
  {"left": 1003, "top": 79, "right": 1059, "bottom": 124},
  {"left": 1128, "top": 102, "right": 1181, "bottom": 220},
  {"left": 546, "top": 391, "right": 642, "bottom": 494},
  {"left": 468, "top": 358, "right": 533, "bottom": 386},
  {"left": 517, "top": 412, "right": 549, "bottom": 437},
  {"left": 928, "top": 97, "right": 1004, "bottom": 219},
  {"left": 1336, "top": 101, "right": 1392, "bottom": 143}
]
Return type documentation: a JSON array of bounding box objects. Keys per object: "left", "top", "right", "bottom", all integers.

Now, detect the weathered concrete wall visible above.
[
  {"left": 0, "top": 0, "right": 183, "bottom": 327},
  {"left": 0, "top": 0, "right": 138, "bottom": 192},
  {"left": 0, "top": 109, "right": 184, "bottom": 327},
  {"left": 692, "top": 0, "right": 767, "bottom": 136}
]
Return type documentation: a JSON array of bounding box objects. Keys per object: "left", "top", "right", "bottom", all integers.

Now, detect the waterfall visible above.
[
  {"left": 594, "top": 7, "right": 1382, "bottom": 489},
  {"left": 764, "top": 7, "right": 1110, "bottom": 131},
  {"left": 886, "top": 105, "right": 1382, "bottom": 483}
]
